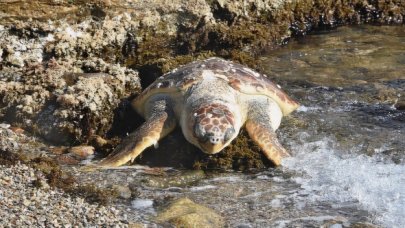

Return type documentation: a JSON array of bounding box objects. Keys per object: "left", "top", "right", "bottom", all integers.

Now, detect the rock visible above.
[
  {"left": 156, "top": 198, "right": 224, "bottom": 228},
  {"left": 350, "top": 222, "right": 379, "bottom": 228},
  {"left": 395, "top": 96, "right": 405, "bottom": 110},
  {"left": 142, "top": 170, "right": 206, "bottom": 188},
  {"left": 129, "top": 223, "right": 146, "bottom": 228},
  {"left": 111, "top": 185, "right": 132, "bottom": 199},
  {"left": 9, "top": 127, "right": 24, "bottom": 134},
  {"left": 91, "top": 135, "right": 108, "bottom": 147},
  {"left": 50, "top": 147, "right": 68, "bottom": 155},
  {"left": 0, "top": 123, "right": 10, "bottom": 129},
  {"left": 57, "top": 154, "right": 80, "bottom": 165},
  {"left": 374, "top": 83, "right": 399, "bottom": 104},
  {"left": 69, "top": 146, "right": 95, "bottom": 159}
]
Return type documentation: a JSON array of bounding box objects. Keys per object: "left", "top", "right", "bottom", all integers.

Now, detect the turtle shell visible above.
[{"left": 133, "top": 57, "right": 299, "bottom": 116}]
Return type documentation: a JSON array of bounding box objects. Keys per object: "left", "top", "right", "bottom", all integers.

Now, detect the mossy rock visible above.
[
  {"left": 141, "top": 170, "right": 206, "bottom": 188},
  {"left": 156, "top": 198, "right": 224, "bottom": 228}
]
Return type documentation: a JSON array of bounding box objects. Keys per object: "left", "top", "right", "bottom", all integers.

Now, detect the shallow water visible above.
[
  {"left": 78, "top": 25, "right": 405, "bottom": 227},
  {"left": 262, "top": 25, "right": 405, "bottom": 227}
]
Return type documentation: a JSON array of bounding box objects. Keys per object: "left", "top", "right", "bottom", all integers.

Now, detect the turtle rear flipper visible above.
[{"left": 97, "top": 98, "right": 176, "bottom": 168}]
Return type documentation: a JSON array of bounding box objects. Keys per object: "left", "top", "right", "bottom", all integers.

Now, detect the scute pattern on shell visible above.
[{"left": 133, "top": 57, "right": 299, "bottom": 115}]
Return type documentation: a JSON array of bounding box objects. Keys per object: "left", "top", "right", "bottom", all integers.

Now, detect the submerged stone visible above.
[
  {"left": 156, "top": 198, "right": 224, "bottom": 228},
  {"left": 69, "top": 146, "right": 95, "bottom": 159},
  {"left": 141, "top": 170, "right": 206, "bottom": 188}
]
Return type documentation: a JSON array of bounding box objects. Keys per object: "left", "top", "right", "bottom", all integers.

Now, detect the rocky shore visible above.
[
  {"left": 1, "top": 0, "right": 404, "bottom": 144},
  {"left": 0, "top": 0, "right": 404, "bottom": 226},
  {"left": 0, "top": 164, "right": 128, "bottom": 227}
]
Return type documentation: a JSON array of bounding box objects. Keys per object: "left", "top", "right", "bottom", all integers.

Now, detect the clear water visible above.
[
  {"left": 76, "top": 25, "right": 405, "bottom": 227},
  {"left": 264, "top": 25, "right": 405, "bottom": 227}
]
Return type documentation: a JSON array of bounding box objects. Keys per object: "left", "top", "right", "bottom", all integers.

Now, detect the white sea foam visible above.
[
  {"left": 283, "top": 138, "right": 405, "bottom": 228},
  {"left": 296, "top": 105, "right": 321, "bottom": 112},
  {"left": 131, "top": 199, "right": 154, "bottom": 209},
  {"left": 210, "top": 176, "right": 242, "bottom": 182},
  {"left": 189, "top": 185, "right": 217, "bottom": 192}
]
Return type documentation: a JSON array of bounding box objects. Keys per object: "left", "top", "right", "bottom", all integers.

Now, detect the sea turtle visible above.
[{"left": 97, "top": 57, "right": 299, "bottom": 167}]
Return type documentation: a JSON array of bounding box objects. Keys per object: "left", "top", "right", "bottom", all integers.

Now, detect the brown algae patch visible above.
[
  {"left": 194, "top": 129, "right": 274, "bottom": 171},
  {"left": 132, "top": 128, "right": 273, "bottom": 171}
]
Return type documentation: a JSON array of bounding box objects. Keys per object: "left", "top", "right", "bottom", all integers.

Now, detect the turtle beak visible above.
[
  {"left": 198, "top": 127, "right": 236, "bottom": 154},
  {"left": 198, "top": 140, "right": 225, "bottom": 154}
]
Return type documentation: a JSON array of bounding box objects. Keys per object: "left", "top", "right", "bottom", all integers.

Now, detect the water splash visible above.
[{"left": 284, "top": 138, "right": 405, "bottom": 227}]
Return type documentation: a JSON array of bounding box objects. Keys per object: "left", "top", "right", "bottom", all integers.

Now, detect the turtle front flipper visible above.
[
  {"left": 245, "top": 120, "right": 290, "bottom": 166},
  {"left": 245, "top": 98, "right": 291, "bottom": 166},
  {"left": 97, "top": 98, "right": 176, "bottom": 168}
]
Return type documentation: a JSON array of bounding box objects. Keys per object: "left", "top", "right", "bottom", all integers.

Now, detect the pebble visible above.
[
  {"left": 0, "top": 123, "right": 10, "bottom": 129},
  {"left": 50, "top": 146, "right": 68, "bottom": 155},
  {"left": 69, "top": 145, "right": 95, "bottom": 159},
  {"left": 57, "top": 154, "right": 81, "bottom": 165},
  {"left": 112, "top": 185, "right": 133, "bottom": 199},
  {"left": 91, "top": 135, "right": 108, "bottom": 147},
  {"left": 9, "top": 126, "right": 25, "bottom": 134},
  {"left": 0, "top": 164, "right": 129, "bottom": 227},
  {"left": 394, "top": 96, "right": 405, "bottom": 110},
  {"left": 156, "top": 197, "right": 224, "bottom": 227}
]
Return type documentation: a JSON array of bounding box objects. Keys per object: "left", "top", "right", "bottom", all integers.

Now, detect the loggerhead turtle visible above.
[{"left": 97, "top": 57, "right": 299, "bottom": 167}]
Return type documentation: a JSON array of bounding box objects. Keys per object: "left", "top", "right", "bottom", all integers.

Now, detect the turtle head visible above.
[{"left": 186, "top": 103, "right": 238, "bottom": 154}]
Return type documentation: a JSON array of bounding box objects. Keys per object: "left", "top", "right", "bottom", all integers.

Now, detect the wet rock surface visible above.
[
  {"left": 156, "top": 197, "right": 224, "bottom": 227},
  {"left": 1, "top": 0, "right": 404, "bottom": 146},
  {"left": 0, "top": 0, "right": 405, "bottom": 227},
  {"left": 140, "top": 170, "right": 206, "bottom": 188},
  {"left": 0, "top": 58, "right": 140, "bottom": 144}
]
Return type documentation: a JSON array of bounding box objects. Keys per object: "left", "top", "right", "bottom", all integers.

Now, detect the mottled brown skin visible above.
[{"left": 92, "top": 57, "right": 299, "bottom": 168}]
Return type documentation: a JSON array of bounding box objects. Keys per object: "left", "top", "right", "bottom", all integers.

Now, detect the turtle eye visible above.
[
  {"left": 194, "top": 123, "right": 208, "bottom": 142},
  {"left": 224, "top": 127, "right": 235, "bottom": 142}
]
